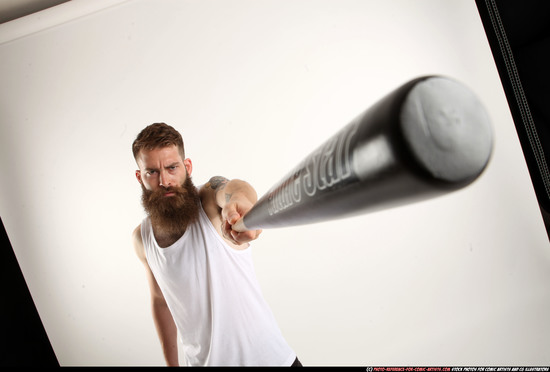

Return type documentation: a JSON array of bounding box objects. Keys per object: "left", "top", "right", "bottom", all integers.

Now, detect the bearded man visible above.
[{"left": 131, "top": 123, "right": 300, "bottom": 366}]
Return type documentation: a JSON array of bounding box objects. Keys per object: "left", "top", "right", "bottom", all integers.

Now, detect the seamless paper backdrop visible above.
[{"left": 1, "top": 0, "right": 549, "bottom": 366}]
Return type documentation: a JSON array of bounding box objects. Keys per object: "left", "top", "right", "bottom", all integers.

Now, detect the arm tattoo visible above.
[
  {"left": 208, "top": 176, "right": 233, "bottom": 204},
  {"left": 208, "top": 176, "right": 229, "bottom": 191}
]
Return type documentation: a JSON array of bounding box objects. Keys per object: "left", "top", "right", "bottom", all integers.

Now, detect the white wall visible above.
[{"left": 1, "top": 0, "right": 549, "bottom": 366}]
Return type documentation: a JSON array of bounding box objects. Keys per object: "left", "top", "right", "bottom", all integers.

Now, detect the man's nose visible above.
[{"left": 159, "top": 170, "right": 172, "bottom": 187}]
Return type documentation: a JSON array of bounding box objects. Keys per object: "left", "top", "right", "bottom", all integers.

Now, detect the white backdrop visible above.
[{"left": 1, "top": 0, "right": 549, "bottom": 366}]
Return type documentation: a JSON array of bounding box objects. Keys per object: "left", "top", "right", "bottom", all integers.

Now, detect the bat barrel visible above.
[{"left": 236, "top": 76, "right": 493, "bottom": 231}]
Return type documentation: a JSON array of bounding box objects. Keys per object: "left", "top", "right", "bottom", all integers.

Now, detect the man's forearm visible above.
[
  {"left": 216, "top": 179, "right": 258, "bottom": 208},
  {"left": 216, "top": 179, "right": 258, "bottom": 209},
  {"left": 152, "top": 301, "right": 179, "bottom": 366}
]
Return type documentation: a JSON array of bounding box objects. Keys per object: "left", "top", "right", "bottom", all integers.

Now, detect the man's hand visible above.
[
  {"left": 221, "top": 196, "right": 262, "bottom": 245},
  {"left": 203, "top": 177, "right": 263, "bottom": 246},
  {"left": 211, "top": 177, "right": 262, "bottom": 246}
]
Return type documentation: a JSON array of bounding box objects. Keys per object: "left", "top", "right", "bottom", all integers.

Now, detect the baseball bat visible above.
[{"left": 233, "top": 76, "right": 493, "bottom": 232}]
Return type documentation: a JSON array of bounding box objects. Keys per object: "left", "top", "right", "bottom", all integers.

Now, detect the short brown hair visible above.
[{"left": 132, "top": 123, "right": 185, "bottom": 160}]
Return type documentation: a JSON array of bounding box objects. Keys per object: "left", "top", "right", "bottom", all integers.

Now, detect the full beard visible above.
[{"left": 141, "top": 175, "right": 200, "bottom": 240}]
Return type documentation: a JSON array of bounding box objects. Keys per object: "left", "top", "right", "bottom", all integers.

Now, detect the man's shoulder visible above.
[
  {"left": 132, "top": 223, "right": 148, "bottom": 263},
  {"left": 132, "top": 223, "right": 142, "bottom": 240}
]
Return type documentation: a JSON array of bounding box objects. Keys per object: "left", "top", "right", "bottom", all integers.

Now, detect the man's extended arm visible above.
[{"left": 204, "top": 177, "right": 262, "bottom": 245}]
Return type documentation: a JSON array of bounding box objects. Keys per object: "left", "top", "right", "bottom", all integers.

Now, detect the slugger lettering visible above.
[{"left": 267, "top": 121, "right": 359, "bottom": 216}]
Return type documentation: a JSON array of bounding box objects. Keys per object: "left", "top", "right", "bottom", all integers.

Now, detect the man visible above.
[{"left": 131, "top": 123, "right": 300, "bottom": 366}]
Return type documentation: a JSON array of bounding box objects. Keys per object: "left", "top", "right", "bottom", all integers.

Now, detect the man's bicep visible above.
[
  {"left": 132, "top": 226, "right": 166, "bottom": 302},
  {"left": 206, "top": 176, "right": 229, "bottom": 191},
  {"left": 145, "top": 265, "right": 166, "bottom": 303},
  {"left": 203, "top": 176, "right": 230, "bottom": 208}
]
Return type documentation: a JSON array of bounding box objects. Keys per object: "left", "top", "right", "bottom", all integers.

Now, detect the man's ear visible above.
[
  {"left": 184, "top": 158, "right": 193, "bottom": 175},
  {"left": 135, "top": 170, "right": 142, "bottom": 184}
]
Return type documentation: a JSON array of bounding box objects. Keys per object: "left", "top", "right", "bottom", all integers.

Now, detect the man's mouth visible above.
[{"left": 164, "top": 191, "right": 175, "bottom": 197}]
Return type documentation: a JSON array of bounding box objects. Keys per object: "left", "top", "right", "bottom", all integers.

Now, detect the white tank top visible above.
[{"left": 141, "top": 203, "right": 296, "bottom": 366}]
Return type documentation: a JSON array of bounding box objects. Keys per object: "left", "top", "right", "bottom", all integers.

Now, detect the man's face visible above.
[
  {"left": 135, "top": 145, "right": 199, "bottom": 234},
  {"left": 135, "top": 145, "right": 191, "bottom": 192}
]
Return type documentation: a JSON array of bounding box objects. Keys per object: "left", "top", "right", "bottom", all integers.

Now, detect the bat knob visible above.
[{"left": 400, "top": 77, "right": 493, "bottom": 183}]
